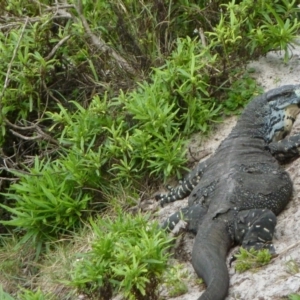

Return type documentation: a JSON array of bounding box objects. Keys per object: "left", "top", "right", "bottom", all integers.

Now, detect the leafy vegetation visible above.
[
  {"left": 1, "top": 284, "right": 52, "bottom": 300},
  {"left": 234, "top": 247, "right": 272, "bottom": 273},
  {"left": 0, "top": 0, "right": 299, "bottom": 298},
  {"left": 67, "top": 213, "right": 173, "bottom": 300},
  {"left": 285, "top": 259, "right": 300, "bottom": 275},
  {"left": 163, "top": 263, "right": 190, "bottom": 297},
  {"left": 0, "top": 286, "right": 15, "bottom": 300}
]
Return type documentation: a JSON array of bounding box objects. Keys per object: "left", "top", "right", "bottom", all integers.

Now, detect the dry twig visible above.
[
  {"left": 8, "top": 125, "right": 59, "bottom": 146},
  {"left": 45, "top": 35, "right": 71, "bottom": 61},
  {"left": 272, "top": 241, "right": 300, "bottom": 260},
  {"left": 5, "top": 119, "right": 59, "bottom": 146}
]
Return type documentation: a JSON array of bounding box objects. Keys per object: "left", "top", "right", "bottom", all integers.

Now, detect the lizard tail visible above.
[{"left": 192, "top": 217, "right": 232, "bottom": 300}]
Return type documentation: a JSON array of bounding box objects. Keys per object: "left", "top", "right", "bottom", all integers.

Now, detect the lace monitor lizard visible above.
[{"left": 155, "top": 85, "right": 300, "bottom": 300}]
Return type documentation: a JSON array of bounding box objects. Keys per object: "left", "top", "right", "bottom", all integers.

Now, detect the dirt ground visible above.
[{"left": 155, "top": 45, "right": 300, "bottom": 300}]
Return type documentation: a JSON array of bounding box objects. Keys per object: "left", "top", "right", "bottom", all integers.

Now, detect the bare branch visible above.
[
  {"left": 6, "top": 119, "right": 59, "bottom": 146},
  {"left": 0, "top": 177, "right": 19, "bottom": 181},
  {"left": 5, "top": 118, "right": 39, "bottom": 130},
  {"left": 9, "top": 126, "right": 59, "bottom": 146},
  {"left": 199, "top": 28, "right": 207, "bottom": 47},
  {"left": 75, "top": 0, "right": 136, "bottom": 76},
  {"left": 35, "top": 126, "right": 60, "bottom": 145},
  {"left": 45, "top": 35, "right": 71, "bottom": 61},
  {"left": 9, "top": 129, "right": 42, "bottom": 141}
]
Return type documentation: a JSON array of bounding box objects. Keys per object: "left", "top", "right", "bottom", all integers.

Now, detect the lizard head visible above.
[{"left": 265, "top": 85, "right": 300, "bottom": 142}]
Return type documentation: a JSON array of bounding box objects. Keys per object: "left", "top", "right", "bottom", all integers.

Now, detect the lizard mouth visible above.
[{"left": 285, "top": 103, "right": 300, "bottom": 126}]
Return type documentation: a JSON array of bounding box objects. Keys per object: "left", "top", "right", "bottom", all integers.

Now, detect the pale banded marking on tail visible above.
[{"left": 155, "top": 160, "right": 209, "bottom": 206}]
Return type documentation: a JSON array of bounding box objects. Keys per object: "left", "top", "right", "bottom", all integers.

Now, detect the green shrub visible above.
[
  {"left": 0, "top": 285, "right": 14, "bottom": 300},
  {"left": 124, "top": 37, "right": 222, "bottom": 136},
  {"left": 0, "top": 156, "right": 93, "bottom": 253},
  {"left": 234, "top": 247, "right": 272, "bottom": 272},
  {"left": 1, "top": 0, "right": 297, "bottom": 248},
  {"left": 1, "top": 0, "right": 298, "bottom": 184},
  {"left": 208, "top": 0, "right": 300, "bottom": 64},
  {"left": 224, "top": 72, "right": 264, "bottom": 114},
  {"left": 68, "top": 213, "right": 173, "bottom": 300},
  {"left": 0, "top": 17, "right": 57, "bottom": 142},
  {"left": 163, "top": 263, "right": 189, "bottom": 297},
  {"left": 0, "top": 0, "right": 300, "bottom": 298},
  {"left": 17, "top": 288, "right": 52, "bottom": 300}
]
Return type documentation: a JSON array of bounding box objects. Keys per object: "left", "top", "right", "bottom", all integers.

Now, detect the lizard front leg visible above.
[
  {"left": 161, "top": 203, "right": 207, "bottom": 233},
  {"left": 268, "top": 134, "right": 300, "bottom": 162}
]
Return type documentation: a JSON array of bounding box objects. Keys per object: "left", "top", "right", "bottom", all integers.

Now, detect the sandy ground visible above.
[{"left": 155, "top": 45, "right": 300, "bottom": 300}]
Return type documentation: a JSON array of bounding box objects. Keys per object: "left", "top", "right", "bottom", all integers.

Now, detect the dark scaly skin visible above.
[{"left": 156, "top": 85, "right": 300, "bottom": 300}]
